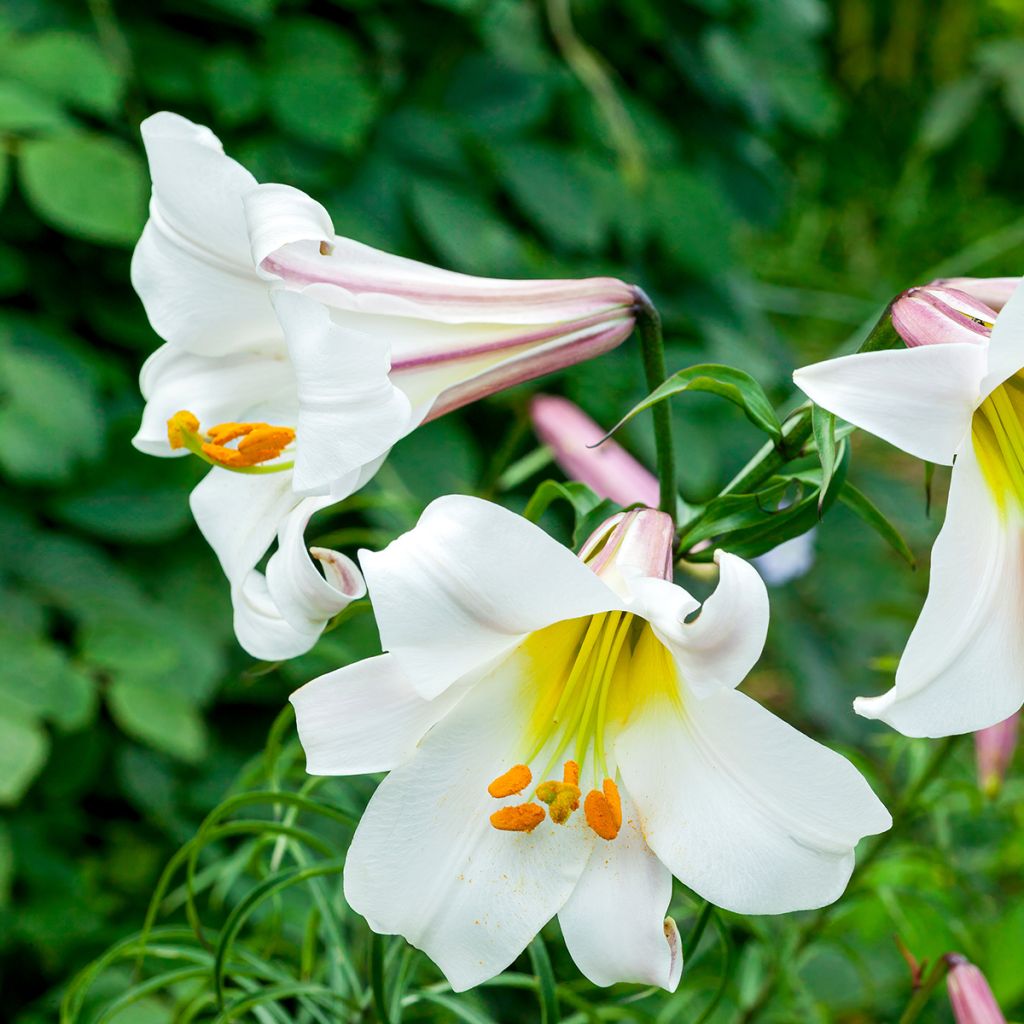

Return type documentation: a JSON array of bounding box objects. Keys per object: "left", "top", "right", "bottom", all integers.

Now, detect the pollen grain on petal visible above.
[
  {"left": 584, "top": 788, "right": 621, "bottom": 840},
  {"left": 490, "top": 803, "right": 545, "bottom": 833},
  {"left": 487, "top": 764, "right": 532, "bottom": 798}
]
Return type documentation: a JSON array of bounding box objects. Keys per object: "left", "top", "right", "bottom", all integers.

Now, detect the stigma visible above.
[{"left": 167, "top": 410, "right": 296, "bottom": 473}]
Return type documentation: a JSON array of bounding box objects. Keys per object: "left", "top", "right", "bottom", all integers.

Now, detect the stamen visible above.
[
  {"left": 490, "top": 803, "right": 545, "bottom": 833},
  {"left": 166, "top": 410, "right": 296, "bottom": 474},
  {"left": 487, "top": 764, "right": 532, "bottom": 798},
  {"left": 584, "top": 780, "right": 622, "bottom": 841},
  {"left": 563, "top": 760, "right": 580, "bottom": 787}
]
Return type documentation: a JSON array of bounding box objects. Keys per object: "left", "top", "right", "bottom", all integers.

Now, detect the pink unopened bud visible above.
[
  {"left": 891, "top": 286, "right": 997, "bottom": 348},
  {"left": 934, "top": 276, "right": 1021, "bottom": 313},
  {"left": 530, "top": 394, "right": 659, "bottom": 508},
  {"left": 579, "top": 509, "right": 675, "bottom": 595},
  {"left": 946, "top": 954, "right": 1006, "bottom": 1024},
  {"left": 974, "top": 711, "right": 1019, "bottom": 797}
]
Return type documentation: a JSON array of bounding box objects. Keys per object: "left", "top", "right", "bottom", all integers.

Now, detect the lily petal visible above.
[
  {"left": 132, "top": 112, "right": 279, "bottom": 356},
  {"left": 343, "top": 649, "right": 593, "bottom": 992},
  {"left": 558, "top": 786, "right": 681, "bottom": 990},
  {"left": 270, "top": 292, "right": 412, "bottom": 495},
  {"left": 617, "top": 688, "right": 891, "bottom": 914},
  {"left": 793, "top": 343, "right": 987, "bottom": 464},
  {"left": 982, "top": 278, "right": 1024, "bottom": 398},
  {"left": 133, "top": 342, "right": 295, "bottom": 457},
  {"left": 855, "top": 443, "right": 1024, "bottom": 736},
  {"left": 245, "top": 182, "right": 634, "bottom": 325},
  {"left": 631, "top": 551, "right": 768, "bottom": 697},
  {"left": 265, "top": 495, "right": 365, "bottom": 631},
  {"left": 360, "top": 496, "right": 623, "bottom": 700},
  {"left": 292, "top": 654, "right": 464, "bottom": 775}
]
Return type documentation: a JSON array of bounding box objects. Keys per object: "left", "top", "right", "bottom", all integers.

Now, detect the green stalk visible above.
[{"left": 632, "top": 288, "right": 677, "bottom": 523}]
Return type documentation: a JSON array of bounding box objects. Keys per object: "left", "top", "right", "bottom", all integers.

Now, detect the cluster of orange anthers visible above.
[
  {"left": 167, "top": 410, "right": 296, "bottom": 469},
  {"left": 487, "top": 761, "right": 622, "bottom": 841}
]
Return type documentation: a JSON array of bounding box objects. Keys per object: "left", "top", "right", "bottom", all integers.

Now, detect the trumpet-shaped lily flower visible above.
[
  {"left": 794, "top": 280, "right": 1024, "bottom": 737},
  {"left": 131, "top": 112, "right": 636, "bottom": 658},
  {"left": 290, "top": 497, "right": 890, "bottom": 991}
]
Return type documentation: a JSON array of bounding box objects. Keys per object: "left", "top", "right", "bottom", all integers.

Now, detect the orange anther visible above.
[
  {"left": 490, "top": 803, "right": 545, "bottom": 833},
  {"left": 167, "top": 410, "right": 200, "bottom": 449},
  {"left": 201, "top": 423, "right": 296, "bottom": 468},
  {"left": 602, "top": 777, "right": 622, "bottom": 830},
  {"left": 488, "top": 764, "right": 532, "bottom": 799},
  {"left": 563, "top": 760, "right": 580, "bottom": 787},
  {"left": 584, "top": 788, "right": 620, "bottom": 841}
]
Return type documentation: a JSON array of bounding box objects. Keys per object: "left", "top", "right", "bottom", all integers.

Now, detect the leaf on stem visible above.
[
  {"left": 838, "top": 482, "right": 917, "bottom": 568},
  {"left": 603, "top": 363, "right": 783, "bottom": 444}
]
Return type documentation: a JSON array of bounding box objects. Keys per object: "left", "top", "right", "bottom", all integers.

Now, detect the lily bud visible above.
[
  {"left": 529, "top": 394, "right": 659, "bottom": 508},
  {"left": 945, "top": 954, "right": 1007, "bottom": 1024},
  {"left": 579, "top": 508, "right": 675, "bottom": 595},
  {"left": 934, "top": 277, "right": 1021, "bottom": 313},
  {"left": 891, "top": 286, "right": 997, "bottom": 348},
  {"left": 974, "top": 711, "right": 1019, "bottom": 797}
]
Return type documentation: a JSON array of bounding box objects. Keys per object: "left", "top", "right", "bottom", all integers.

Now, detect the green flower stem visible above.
[
  {"left": 739, "top": 736, "right": 961, "bottom": 1024},
  {"left": 897, "top": 957, "right": 952, "bottom": 1024},
  {"left": 632, "top": 288, "right": 677, "bottom": 523}
]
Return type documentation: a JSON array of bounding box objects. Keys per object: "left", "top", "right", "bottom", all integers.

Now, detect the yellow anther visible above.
[
  {"left": 563, "top": 760, "right": 580, "bottom": 787},
  {"left": 488, "top": 764, "right": 532, "bottom": 799},
  {"left": 490, "top": 803, "right": 545, "bottom": 833},
  {"left": 584, "top": 780, "right": 622, "bottom": 841},
  {"left": 166, "top": 410, "right": 296, "bottom": 471},
  {"left": 167, "top": 410, "right": 200, "bottom": 450}
]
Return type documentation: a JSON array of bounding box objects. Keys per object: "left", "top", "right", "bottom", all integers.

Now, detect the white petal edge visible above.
[
  {"left": 982, "top": 277, "right": 1024, "bottom": 397},
  {"left": 616, "top": 688, "right": 892, "bottom": 915},
  {"left": 855, "top": 442, "right": 1024, "bottom": 736},
  {"left": 132, "top": 112, "right": 278, "bottom": 356},
  {"left": 558, "top": 786, "right": 681, "bottom": 990},
  {"left": 343, "top": 647, "right": 594, "bottom": 991},
  {"left": 793, "top": 343, "right": 986, "bottom": 465},
  {"left": 630, "top": 551, "right": 768, "bottom": 697},
  {"left": 360, "top": 496, "right": 624, "bottom": 700},
  {"left": 271, "top": 291, "right": 413, "bottom": 495},
  {"left": 291, "top": 654, "right": 466, "bottom": 775}
]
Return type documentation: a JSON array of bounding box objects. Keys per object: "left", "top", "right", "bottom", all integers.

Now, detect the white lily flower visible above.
[
  {"left": 130, "top": 112, "right": 636, "bottom": 659},
  {"left": 290, "top": 498, "right": 890, "bottom": 991},
  {"left": 794, "top": 280, "right": 1024, "bottom": 737}
]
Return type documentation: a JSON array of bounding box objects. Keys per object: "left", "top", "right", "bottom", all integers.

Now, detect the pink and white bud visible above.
[
  {"left": 946, "top": 954, "right": 1007, "bottom": 1024},
  {"left": 934, "top": 277, "right": 1021, "bottom": 313},
  {"left": 974, "top": 711, "right": 1019, "bottom": 797},
  {"left": 891, "top": 286, "right": 997, "bottom": 348},
  {"left": 579, "top": 509, "right": 675, "bottom": 596},
  {"left": 530, "top": 394, "right": 659, "bottom": 508}
]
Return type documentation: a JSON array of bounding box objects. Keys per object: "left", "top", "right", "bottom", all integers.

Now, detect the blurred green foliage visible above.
[{"left": 3, "top": 0, "right": 1024, "bottom": 1021}]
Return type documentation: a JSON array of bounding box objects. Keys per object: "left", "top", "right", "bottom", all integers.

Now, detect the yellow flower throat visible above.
[
  {"left": 973, "top": 372, "right": 1024, "bottom": 511},
  {"left": 487, "top": 611, "right": 677, "bottom": 842}
]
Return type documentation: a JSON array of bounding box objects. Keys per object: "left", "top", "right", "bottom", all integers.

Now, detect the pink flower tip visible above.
[
  {"left": 579, "top": 508, "right": 675, "bottom": 590},
  {"left": 530, "top": 394, "right": 659, "bottom": 509},
  {"left": 890, "top": 285, "right": 997, "bottom": 349},
  {"left": 974, "top": 711, "right": 1019, "bottom": 798},
  {"left": 945, "top": 954, "right": 1007, "bottom": 1024},
  {"left": 933, "top": 276, "right": 1021, "bottom": 313}
]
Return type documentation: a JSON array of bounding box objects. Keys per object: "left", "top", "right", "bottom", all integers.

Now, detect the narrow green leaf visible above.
[
  {"left": 523, "top": 479, "right": 603, "bottom": 525},
  {"left": 811, "top": 404, "right": 837, "bottom": 514},
  {"left": 839, "top": 482, "right": 916, "bottom": 568},
  {"left": 528, "top": 936, "right": 560, "bottom": 1024},
  {"left": 371, "top": 932, "right": 392, "bottom": 1024},
  {"left": 607, "top": 363, "right": 782, "bottom": 443}
]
